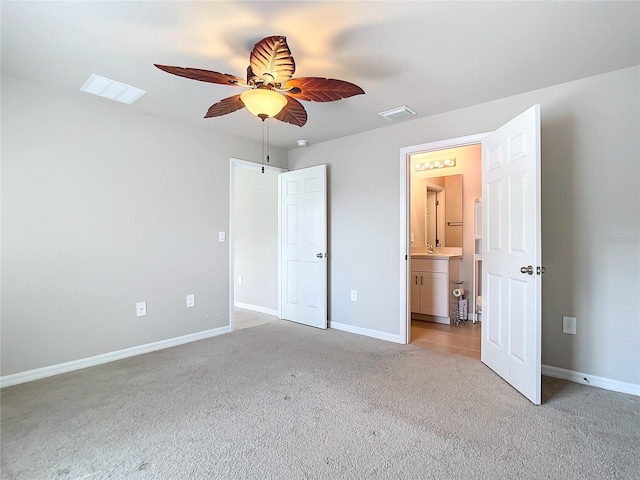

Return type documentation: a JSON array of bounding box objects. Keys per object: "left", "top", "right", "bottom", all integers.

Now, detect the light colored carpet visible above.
[{"left": 1, "top": 320, "right": 638, "bottom": 479}]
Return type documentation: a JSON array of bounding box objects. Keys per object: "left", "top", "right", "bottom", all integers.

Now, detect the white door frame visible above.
[
  {"left": 229, "top": 157, "right": 287, "bottom": 331},
  {"left": 399, "top": 133, "right": 489, "bottom": 344}
]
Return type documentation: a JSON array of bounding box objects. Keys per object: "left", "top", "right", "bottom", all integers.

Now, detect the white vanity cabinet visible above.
[{"left": 411, "top": 256, "right": 462, "bottom": 323}]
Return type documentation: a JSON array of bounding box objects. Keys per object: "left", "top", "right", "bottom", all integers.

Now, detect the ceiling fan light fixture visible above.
[
  {"left": 240, "top": 88, "right": 287, "bottom": 119},
  {"left": 155, "top": 36, "right": 363, "bottom": 127}
]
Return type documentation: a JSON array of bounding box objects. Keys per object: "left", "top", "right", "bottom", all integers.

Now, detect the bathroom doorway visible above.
[
  {"left": 406, "top": 141, "right": 483, "bottom": 359},
  {"left": 400, "top": 107, "right": 543, "bottom": 404}
]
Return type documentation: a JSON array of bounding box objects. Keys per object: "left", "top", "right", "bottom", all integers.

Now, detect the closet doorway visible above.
[{"left": 228, "top": 158, "right": 285, "bottom": 331}]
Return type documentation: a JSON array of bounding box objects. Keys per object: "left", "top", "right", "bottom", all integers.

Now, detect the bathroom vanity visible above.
[{"left": 410, "top": 254, "right": 462, "bottom": 324}]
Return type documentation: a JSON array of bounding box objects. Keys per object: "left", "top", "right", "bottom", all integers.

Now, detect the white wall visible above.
[
  {"left": 288, "top": 66, "right": 640, "bottom": 386},
  {"left": 1, "top": 74, "right": 286, "bottom": 376},
  {"left": 3, "top": 67, "right": 638, "bottom": 388},
  {"left": 233, "top": 166, "right": 279, "bottom": 311}
]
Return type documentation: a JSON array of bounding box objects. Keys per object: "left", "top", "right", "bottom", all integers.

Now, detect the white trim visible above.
[
  {"left": 234, "top": 301, "right": 279, "bottom": 317},
  {"left": 0, "top": 327, "right": 230, "bottom": 388},
  {"left": 330, "top": 321, "right": 404, "bottom": 344},
  {"left": 399, "top": 133, "right": 489, "bottom": 345},
  {"left": 231, "top": 157, "right": 285, "bottom": 174},
  {"left": 229, "top": 157, "right": 286, "bottom": 333},
  {"left": 542, "top": 364, "right": 640, "bottom": 397},
  {"left": 277, "top": 170, "right": 282, "bottom": 323}
]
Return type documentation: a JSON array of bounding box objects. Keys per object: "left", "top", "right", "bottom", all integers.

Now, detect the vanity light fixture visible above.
[{"left": 414, "top": 158, "right": 456, "bottom": 171}]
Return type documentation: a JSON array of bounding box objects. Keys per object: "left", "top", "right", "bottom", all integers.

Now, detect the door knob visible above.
[
  {"left": 316, "top": 253, "right": 326, "bottom": 258},
  {"left": 520, "top": 265, "right": 534, "bottom": 275},
  {"left": 537, "top": 266, "right": 547, "bottom": 275}
]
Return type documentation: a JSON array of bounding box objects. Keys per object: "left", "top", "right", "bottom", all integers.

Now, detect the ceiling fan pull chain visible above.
[
  {"left": 261, "top": 118, "right": 266, "bottom": 174},
  {"left": 267, "top": 117, "right": 270, "bottom": 164}
]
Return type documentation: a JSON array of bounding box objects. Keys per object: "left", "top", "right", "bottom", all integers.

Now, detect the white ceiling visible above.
[{"left": 2, "top": 1, "right": 638, "bottom": 150}]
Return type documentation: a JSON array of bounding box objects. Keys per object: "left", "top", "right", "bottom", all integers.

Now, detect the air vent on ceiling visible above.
[
  {"left": 378, "top": 105, "right": 416, "bottom": 121},
  {"left": 80, "top": 74, "right": 147, "bottom": 105}
]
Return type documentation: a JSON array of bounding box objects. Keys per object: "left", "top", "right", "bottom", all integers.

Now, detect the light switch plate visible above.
[
  {"left": 186, "top": 294, "right": 195, "bottom": 308},
  {"left": 218, "top": 231, "right": 226, "bottom": 242}
]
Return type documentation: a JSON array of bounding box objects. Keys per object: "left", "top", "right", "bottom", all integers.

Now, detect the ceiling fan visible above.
[{"left": 155, "top": 36, "right": 364, "bottom": 127}]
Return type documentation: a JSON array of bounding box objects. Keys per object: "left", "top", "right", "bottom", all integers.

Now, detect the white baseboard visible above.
[
  {"left": 330, "top": 321, "right": 404, "bottom": 344},
  {"left": 0, "top": 326, "right": 231, "bottom": 388},
  {"left": 542, "top": 364, "right": 640, "bottom": 397},
  {"left": 234, "top": 302, "right": 279, "bottom": 317},
  {"left": 6, "top": 326, "right": 636, "bottom": 398}
]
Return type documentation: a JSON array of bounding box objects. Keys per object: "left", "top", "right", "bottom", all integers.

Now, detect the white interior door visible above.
[
  {"left": 280, "top": 165, "right": 327, "bottom": 329},
  {"left": 481, "top": 105, "right": 542, "bottom": 405}
]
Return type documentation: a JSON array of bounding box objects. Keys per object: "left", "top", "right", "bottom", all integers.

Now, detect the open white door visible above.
[
  {"left": 481, "top": 105, "right": 542, "bottom": 404},
  {"left": 280, "top": 165, "right": 327, "bottom": 329}
]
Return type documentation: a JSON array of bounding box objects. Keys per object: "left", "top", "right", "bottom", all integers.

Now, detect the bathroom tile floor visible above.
[{"left": 410, "top": 319, "right": 481, "bottom": 361}]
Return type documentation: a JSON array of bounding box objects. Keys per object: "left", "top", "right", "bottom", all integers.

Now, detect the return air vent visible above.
[
  {"left": 378, "top": 105, "right": 416, "bottom": 121},
  {"left": 80, "top": 74, "right": 147, "bottom": 105}
]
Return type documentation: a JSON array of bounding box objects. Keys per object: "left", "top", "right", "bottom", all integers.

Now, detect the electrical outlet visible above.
[
  {"left": 350, "top": 290, "right": 357, "bottom": 302},
  {"left": 563, "top": 316, "right": 576, "bottom": 335},
  {"left": 186, "top": 294, "right": 195, "bottom": 308},
  {"left": 136, "top": 301, "right": 147, "bottom": 317}
]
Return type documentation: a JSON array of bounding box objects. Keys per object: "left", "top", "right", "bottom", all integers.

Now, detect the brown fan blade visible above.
[
  {"left": 283, "top": 77, "right": 364, "bottom": 102},
  {"left": 249, "top": 36, "right": 295, "bottom": 86},
  {"left": 246, "top": 65, "right": 255, "bottom": 84},
  {"left": 273, "top": 96, "right": 307, "bottom": 127},
  {"left": 204, "top": 94, "right": 245, "bottom": 118},
  {"left": 155, "top": 64, "right": 246, "bottom": 86}
]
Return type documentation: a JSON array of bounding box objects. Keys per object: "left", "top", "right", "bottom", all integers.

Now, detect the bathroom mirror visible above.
[{"left": 412, "top": 174, "right": 463, "bottom": 248}]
